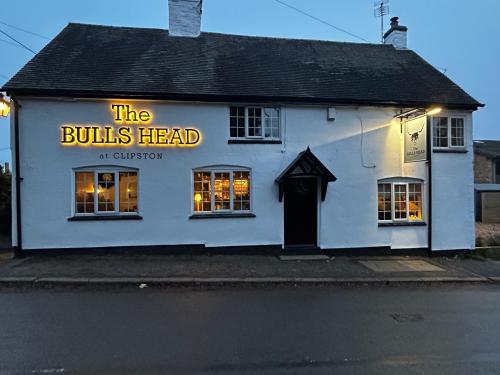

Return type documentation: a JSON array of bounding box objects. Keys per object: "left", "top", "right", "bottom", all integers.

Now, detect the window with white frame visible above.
[
  {"left": 193, "top": 168, "right": 251, "bottom": 213},
  {"left": 230, "top": 106, "right": 280, "bottom": 140},
  {"left": 74, "top": 168, "right": 138, "bottom": 215},
  {"left": 432, "top": 116, "right": 465, "bottom": 148},
  {"left": 377, "top": 180, "right": 423, "bottom": 223}
]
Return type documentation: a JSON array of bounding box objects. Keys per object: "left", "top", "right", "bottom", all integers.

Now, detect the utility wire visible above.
[
  {"left": 0, "top": 37, "right": 23, "bottom": 50},
  {"left": 0, "top": 148, "right": 10, "bottom": 152},
  {"left": 274, "top": 0, "right": 371, "bottom": 43},
  {"left": 0, "top": 20, "right": 50, "bottom": 40},
  {"left": 0, "top": 28, "right": 36, "bottom": 54}
]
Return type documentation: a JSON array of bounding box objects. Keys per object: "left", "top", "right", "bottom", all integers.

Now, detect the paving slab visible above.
[{"left": 359, "top": 260, "right": 445, "bottom": 273}]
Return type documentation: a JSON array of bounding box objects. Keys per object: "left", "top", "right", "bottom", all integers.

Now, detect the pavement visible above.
[{"left": 0, "top": 249, "right": 499, "bottom": 286}]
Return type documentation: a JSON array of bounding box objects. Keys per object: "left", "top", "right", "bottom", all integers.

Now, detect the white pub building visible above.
[{"left": 3, "top": 1, "right": 483, "bottom": 254}]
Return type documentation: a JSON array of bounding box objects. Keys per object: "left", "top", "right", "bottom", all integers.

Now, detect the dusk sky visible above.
[{"left": 1, "top": 0, "right": 498, "bottom": 164}]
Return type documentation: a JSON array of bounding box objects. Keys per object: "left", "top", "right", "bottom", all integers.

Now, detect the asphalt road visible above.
[{"left": 1, "top": 285, "right": 500, "bottom": 375}]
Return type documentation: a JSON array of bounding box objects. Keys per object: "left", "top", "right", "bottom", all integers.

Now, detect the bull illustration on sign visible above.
[{"left": 408, "top": 122, "right": 425, "bottom": 144}]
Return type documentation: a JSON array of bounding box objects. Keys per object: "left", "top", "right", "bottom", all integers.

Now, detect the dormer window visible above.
[{"left": 229, "top": 106, "right": 281, "bottom": 142}]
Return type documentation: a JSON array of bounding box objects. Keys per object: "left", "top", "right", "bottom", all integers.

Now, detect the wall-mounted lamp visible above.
[
  {"left": 0, "top": 94, "right": 10, "bottom": 118},
  {"left": 426, "top": 107, "right": 442, "bottom": 116}
]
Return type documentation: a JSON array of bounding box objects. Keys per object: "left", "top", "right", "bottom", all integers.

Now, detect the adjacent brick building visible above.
[{"left": 474, "top": 140, "right": 500, "bottom": 222}]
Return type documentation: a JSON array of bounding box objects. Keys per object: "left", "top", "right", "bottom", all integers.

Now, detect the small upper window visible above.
[
  {"left": 230, "top": 106, "right": 280, "bottom": 140},
  {"left": 74, "top": 169, "right": 138, "bottom": 215},
  {"left": 377, "top": 180, "right": 423, "bottom": 223},
  {"left": 432, "top": 116, "right": 465, "bottom": 148}
]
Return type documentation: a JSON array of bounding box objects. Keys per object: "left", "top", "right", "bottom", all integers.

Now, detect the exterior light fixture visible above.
[
  {"left": 0, "top": 94, "right": 10, "bottom": 117},
  {"left": 426, "top": 107, "right": 442, "bottom": 116}
]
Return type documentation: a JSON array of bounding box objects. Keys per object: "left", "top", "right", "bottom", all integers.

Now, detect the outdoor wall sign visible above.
[
  {"left": 404, "top": 116, "right": 427, "bottom": 163},
  {"left": 60, "top": 103, "right": 202, "bottom": 148}
]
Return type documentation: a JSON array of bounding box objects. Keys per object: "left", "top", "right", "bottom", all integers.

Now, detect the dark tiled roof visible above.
[
  {"left": 3, "top": 23, "right": 482, "bottom": 109},
  {"left": 474, "top": 140, "right": 500, "bottom": 159}
]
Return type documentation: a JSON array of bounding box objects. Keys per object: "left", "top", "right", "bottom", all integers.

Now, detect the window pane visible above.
[
  {"left": 119, "top": 172, "right": 138, "bottom": 213},
  {"left": 233, "top": 171, "right": 250, "bottom": 211},
  {"left": 377, "top": 183, "right": 392, "bottom": 221},
  {"left": 263, "top": 107, "right": 280, "bottom": 139},
  {"left": 214, "top": 172, "right": 230, "bottom": 210},
  {"left": 496, "top": 160, "right": 500, "bottom": 184},
  {"left": 451, "top": 118, "right": 464, "bottom": 147},
  {"left": 97, "top": 172, "right": 115, "bottom": 212},
  {"left": 194, "top": 171, "right": 211, "bottom": 212},
  {"left": 408, "top": 183, "right": 422, "bottom": 221},
  {"left": 248, "top": 107, "right": 262, "bottom": 137},
  {"left": 394, "top": 184, "right": 407, "bottom": 220},
  {"left": 433, "top": 117, "right": 448, "bottom": 148},
  {"left": 75, "top": 172, "right": 95, "bottom": 214},
  {"left": 229, "top": 106, "right": 245, "bottom": 138}
]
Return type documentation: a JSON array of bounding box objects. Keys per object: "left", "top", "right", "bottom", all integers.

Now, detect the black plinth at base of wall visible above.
[{"left": 18, "top": 244, "right": 472, "bottom": 258}]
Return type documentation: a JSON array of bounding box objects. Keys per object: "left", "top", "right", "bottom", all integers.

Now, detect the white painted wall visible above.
[
  {"left": 431, "top": 111, "right": 475, "bottom": 251},
  {"left": 12, "top": 98, "right": 474, "bottom": 251}
]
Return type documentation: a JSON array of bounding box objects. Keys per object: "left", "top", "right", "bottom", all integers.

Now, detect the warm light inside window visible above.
[
  {"left": 214, "top": 172, "right": 231, "bottom": 210},
  {"left": 98, "top": 173, "right": 115, "bottom": 212},
  {"left": 193, "top": 172, "right": 211, "bottom": 212},
  {"left": 75, "top": 172, "right": 95, "bottom": 214},
  {"left": 378, "top": 181, "right": 422, "bottom": 222},
  {"left": 408, "top": 183, "right": 422, "bottom": 220},
  {"left": 193, "top": 170, "right": 251, "bottom": 213},
  {"left": 119, "top": 172, "right": 138, "bottom": 213},
  {"left": 233, "top": 171, "right": 250, "bottom": 211}
]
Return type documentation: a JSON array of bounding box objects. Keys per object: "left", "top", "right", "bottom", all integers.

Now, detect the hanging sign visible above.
[
  {"left": 404, "top": 116, "right": 427, "bottom": 163},
  {"left": 60, "top": 103, "right": 202, "bottom": 148}
]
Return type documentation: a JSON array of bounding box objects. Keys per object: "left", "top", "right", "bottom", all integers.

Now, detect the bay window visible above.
[
  {"left": 74, "top": 168, "right": 138, "bottom": 215},
  {"left": 193, "top": 168, "right": 251, "bottom": 214},
  {"left": 377, "top": 180, "right": 423, "bottom": 223},
  {"left": 230, "top": 106, "right": 280, "bottom": 140}
]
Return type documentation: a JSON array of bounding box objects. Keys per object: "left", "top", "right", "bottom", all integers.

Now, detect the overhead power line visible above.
[
  {"left": 0, "top": 37, "right": 23, "bottom": 50},
  {"left": 0, "top": 28, "right": 36, "bottom": 54},
  {"left": 0, "top": 20, "right": 50, "bottom": 40},
  {"left": 273, "top": 0, "right": 371, "bottom": 43}
]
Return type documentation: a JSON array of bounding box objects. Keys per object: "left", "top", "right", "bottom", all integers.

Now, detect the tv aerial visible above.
[{"left": 374, "top": 0, "right": 390, "bottom": 42}]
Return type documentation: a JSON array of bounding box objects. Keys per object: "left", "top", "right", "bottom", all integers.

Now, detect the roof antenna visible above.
[{"left": 374, "top": 0, "right": 390, "bottom": 43}]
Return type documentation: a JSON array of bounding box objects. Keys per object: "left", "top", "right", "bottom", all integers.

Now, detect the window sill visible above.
[
  {"left": 68, "top": 215, "right": 143, "bottom": 221},
  {"left": 228, "top": 139, "right": 282, "bottom": 144},
  {"left": 378, "top": 221, "right": 426, "bottom": 227},
  {"left": 189, "top": 212, "right": 256, "bottom": 219},
  {"left": 433, "top": 148, "right": 468, "bottom": 154}
]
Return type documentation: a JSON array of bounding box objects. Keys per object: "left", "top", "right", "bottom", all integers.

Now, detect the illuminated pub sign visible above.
[{"left": 60, "top": 104, "right": 202, "bottom": 147}]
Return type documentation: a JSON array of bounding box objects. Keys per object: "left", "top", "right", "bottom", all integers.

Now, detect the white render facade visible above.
[{"left": 10, "top": 98, "right": 475, "bottom": 251}]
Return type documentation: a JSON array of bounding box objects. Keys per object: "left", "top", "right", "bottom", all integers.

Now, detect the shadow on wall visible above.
[{"left": 0, "top": 166, "right": 11, "bottom": 237}]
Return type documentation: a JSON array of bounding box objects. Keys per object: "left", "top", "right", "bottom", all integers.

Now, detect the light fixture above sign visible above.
[
  {"left": 426, "top": 107, "right": 442, "bottom": 116},
  {"left": 60, "top": 103, "right": 202, "bottom": 148},
  {"left": 0, "top": 93, "right": 10, "bottom": 118}
]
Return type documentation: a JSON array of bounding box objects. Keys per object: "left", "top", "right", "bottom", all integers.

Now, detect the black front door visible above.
[{"left": 284, "top": 177, "right": 318, "bottom": 248}]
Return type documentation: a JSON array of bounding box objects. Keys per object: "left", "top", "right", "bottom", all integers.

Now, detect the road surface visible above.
[{"left": 0, "top": 284, "right": 499, "bottom": 374}]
